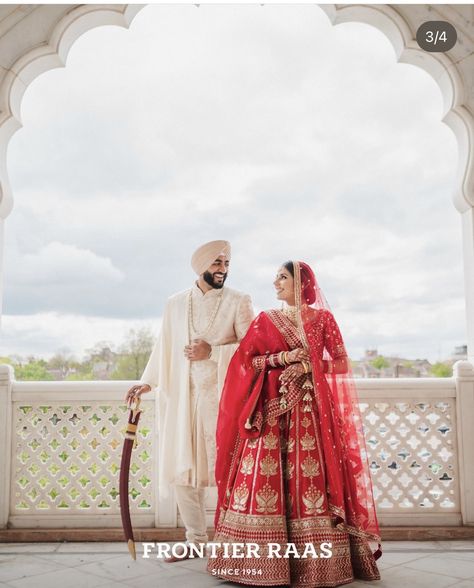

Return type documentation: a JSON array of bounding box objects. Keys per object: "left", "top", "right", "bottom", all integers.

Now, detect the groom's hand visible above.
[{"left": 184, "top": 339, "right": 212, "bottom": 361}]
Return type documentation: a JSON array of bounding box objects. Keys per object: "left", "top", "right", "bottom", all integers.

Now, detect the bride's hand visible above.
[
  {"left": 279, "top": 363, "right": 305, "bottom": 385},
  {"left": 286, "top": 348, "right": 310, "bottom": 363}
]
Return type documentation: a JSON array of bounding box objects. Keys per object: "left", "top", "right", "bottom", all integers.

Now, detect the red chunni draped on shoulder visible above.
[{"left": 214, "top": 311, "right": 290, "bottom": 520}]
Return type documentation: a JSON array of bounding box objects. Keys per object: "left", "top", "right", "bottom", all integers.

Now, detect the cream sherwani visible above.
[{"left": 140, "top": 284, "right": 254, "bottom": 504}]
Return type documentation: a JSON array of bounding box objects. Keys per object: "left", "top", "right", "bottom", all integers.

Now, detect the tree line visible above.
[
  {"left": 1, "top": 327, "right": 453, "bottom": 380},
  {"left": 1, "top": 327, "right": 155, "bottom": 381}
]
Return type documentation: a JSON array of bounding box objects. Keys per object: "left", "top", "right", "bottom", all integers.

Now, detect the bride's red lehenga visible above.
[{"left": 207, "top": 261, "right": 381, "bottom": 587}]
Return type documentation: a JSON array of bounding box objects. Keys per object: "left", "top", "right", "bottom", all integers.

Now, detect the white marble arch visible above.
[{"left": 0, "top": 3, "right": 473, "bottom": 359}]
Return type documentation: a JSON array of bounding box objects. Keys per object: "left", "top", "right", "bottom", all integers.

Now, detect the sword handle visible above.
[{"left": 125, "top": 396, "right": 142, "bottom": 448}]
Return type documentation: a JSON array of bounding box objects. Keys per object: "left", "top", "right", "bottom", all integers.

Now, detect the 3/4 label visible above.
[{"left": 416, "top": 21, "right": 457, "bottom": 52}]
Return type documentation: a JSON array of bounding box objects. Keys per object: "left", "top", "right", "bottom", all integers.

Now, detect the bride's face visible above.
[{"left": 273, "top": 266, "right": 295, "bottom": 304}]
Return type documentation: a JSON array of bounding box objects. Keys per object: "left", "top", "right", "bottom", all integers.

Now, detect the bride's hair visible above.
[{"left": 283, "top": 261, "right": 294, "bottom": 277}]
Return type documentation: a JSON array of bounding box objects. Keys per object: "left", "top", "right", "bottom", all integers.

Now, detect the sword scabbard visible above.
[{"left": 120, "top": 395, "right": 143, "bottom": 560}]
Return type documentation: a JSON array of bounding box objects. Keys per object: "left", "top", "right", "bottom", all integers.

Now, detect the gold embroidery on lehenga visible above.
[
  {"left": 301, "top": 415, "right": 311, "bottom": 428},
  {"left": 260, "top": 454, "right": 278, "bottom": 477},
  {"left": 286, "top": 438, "right": 295, "bottom": 453},
  {"left": 247, "top": 438, "right": 258, "bottom": 449},
  {"left": 302, "top": 485, "right": 325, "bottom": 515},
  {"left": 287, "top": 516, "right": 335, "bottom": 531},
  {"left": 218, "top": 509, "right": 286, "bottom": 530},
  {"left": 301, "top": 455, "right": 320, "bottom": 477},
  {"left": 240, "top": 453, "right": 255, "bottom": 475},
  {"left": 263, "top": 430, "right": 278, "bottom": 450},
  {"left": 256, "top": 483, "right": 278, "bottom": 513},
  {"left": 300, "top": 431, "right": 316, "bottom": 451},
  {"left": 231, "top": 482, "right": 249, "bottom": 511}
]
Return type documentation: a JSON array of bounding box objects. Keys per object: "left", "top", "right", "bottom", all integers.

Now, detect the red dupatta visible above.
[{"left": 214, "top": 311, "right": 290, "bottom": 518}]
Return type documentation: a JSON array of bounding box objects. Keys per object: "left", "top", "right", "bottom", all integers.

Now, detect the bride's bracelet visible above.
[
  {"left": 268, "top": 353, "right": 277, "bottom": 368},
  {"left": 252, "top": 352, "right": 289, "bottom": 371},
  {"left": 268, "top": 352, "right": 289, "bottom": 368}
]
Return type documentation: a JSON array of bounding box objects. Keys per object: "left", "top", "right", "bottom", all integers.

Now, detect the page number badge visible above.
[{"left": 416, "top": 21, "right": 457, "bottom": 52}]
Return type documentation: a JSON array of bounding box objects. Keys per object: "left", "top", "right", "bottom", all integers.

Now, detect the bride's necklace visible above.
[
  {"left": 282, "top": 305, "right": 298, "bottom": 324},
  {"left": 188, "top": 287, "right": 223, "bottom": 338}
]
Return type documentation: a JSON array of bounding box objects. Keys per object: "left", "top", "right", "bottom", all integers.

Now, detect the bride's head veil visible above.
[
  {"left": 286, "top": 260, "right": 329, "bottom": 348},
  {"left": 286, "top": 260, "right": 382, "bottom": 559}
]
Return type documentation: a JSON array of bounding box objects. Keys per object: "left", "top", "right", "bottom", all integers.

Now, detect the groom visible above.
[{"left": 125, "top": 240, "right": 254, "bottom": 560}]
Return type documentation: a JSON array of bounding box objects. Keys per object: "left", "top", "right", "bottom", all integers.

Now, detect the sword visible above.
[{"left": 120, "top": 395, "right": 142, "bottom": 560}]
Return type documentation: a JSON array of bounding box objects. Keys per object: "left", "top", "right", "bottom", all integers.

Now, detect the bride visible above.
[{"left": 207, "top": 261, "right": 381, "bottom": 587}]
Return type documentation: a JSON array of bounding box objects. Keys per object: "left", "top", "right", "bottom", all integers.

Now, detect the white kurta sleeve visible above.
[
  {"left": 234, "top": 294, "right": 255, "bottom": 340},
  {"left": 209, "top": 294, "right": 254, "bottom": 361},
  {"left": 211, "top": 294, "right": 255, "bottom": 399},
  {"left": 140, "top": 336, "right": 161, "bottom": 390},
  {"left": 140, "top": 301, "right": 171, "bottom": 391}
]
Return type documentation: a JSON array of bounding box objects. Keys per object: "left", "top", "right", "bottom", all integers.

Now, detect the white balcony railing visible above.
[{"left": 1, "top": 362, "right": 473, "bottom": 530}]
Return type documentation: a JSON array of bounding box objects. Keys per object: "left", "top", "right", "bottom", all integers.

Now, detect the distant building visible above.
[
  {"left": 354, "top": 349, "right": 433, "bottom": 378},
  {"left": 92, "top": 361, "right": 115, "bottom": 379},
  {"left": 89, "top": 346, "right": 118, "bottom": 379}
]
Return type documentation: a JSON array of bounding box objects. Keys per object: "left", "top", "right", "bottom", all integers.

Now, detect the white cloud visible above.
[
  {"left": 11, "top": 241, "right": 124, "bottom": 285},
  {"left": 0, "top": 313, "right": 161, "bottom": 361}
]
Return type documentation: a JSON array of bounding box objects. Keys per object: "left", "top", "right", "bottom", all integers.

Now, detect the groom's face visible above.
[{"left": 202, "top": 255, "right": 230, "bottom": 289}]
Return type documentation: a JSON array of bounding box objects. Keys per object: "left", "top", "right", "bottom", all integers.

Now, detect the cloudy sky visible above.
[{"left": 1, "top": 4, "right": 465, "bottom": 362}]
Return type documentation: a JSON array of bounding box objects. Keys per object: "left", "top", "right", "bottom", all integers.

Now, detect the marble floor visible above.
[{"left": 0, "top": 541, "right": 473, "bottom": 588}]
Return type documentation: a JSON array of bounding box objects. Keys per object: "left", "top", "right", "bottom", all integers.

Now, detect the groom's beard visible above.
[{"left": 203, "top": 270, "right": 228, "bottom": 289}]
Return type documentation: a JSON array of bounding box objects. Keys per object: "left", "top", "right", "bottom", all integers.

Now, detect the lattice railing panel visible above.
[
  {"left": 11, "top": 401, "right": 154, "bottom": 514},
  {"left": 8, "top": 391, "right": 461, "bottom": 523},
  {"left": 360, "top": 399, "right": 459, "bottom": 512}
]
